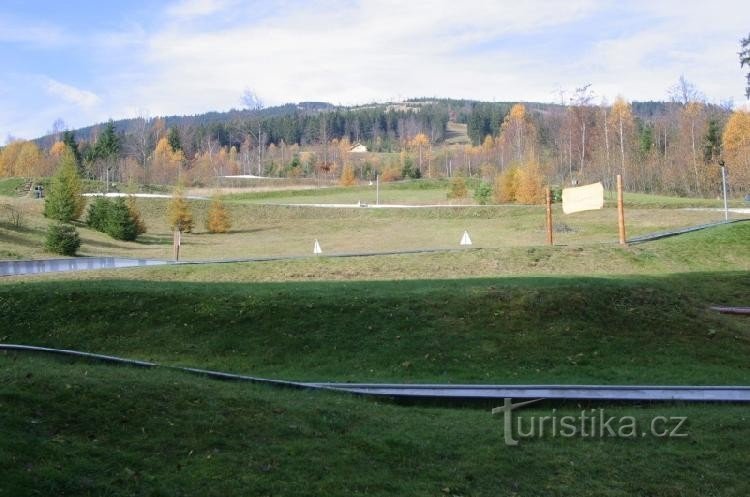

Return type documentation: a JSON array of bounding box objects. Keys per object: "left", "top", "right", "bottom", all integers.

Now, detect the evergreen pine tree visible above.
[
  {"left": 44, "top": 149, "right": 85, "bottom": 222},
  {"left": 105, "top": 198, "right": 139, "bottom": 241}
]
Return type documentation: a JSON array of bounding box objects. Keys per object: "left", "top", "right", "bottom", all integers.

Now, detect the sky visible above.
[{"left": 1, "top": 0, "right": 748, "bottom": 140}]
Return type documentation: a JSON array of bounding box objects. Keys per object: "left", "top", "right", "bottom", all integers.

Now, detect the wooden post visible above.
[
  {"left": 545, "top": 187, "right": 553, "bottom": 246},
  {"left": 173, "top": 230, "right": 181, "bottom": 261},
  {"left": 616, "top": 174, "right": 626, "bottom": 245}
]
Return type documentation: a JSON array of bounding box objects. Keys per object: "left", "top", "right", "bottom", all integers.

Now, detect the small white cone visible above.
[
  {"left": 460, "top": 230, "right": 472, "bottom": 246},
  {"left": 313, "top": 239, "right": 322, "bottom": 254}
]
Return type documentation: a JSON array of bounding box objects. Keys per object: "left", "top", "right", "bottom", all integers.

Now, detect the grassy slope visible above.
[
  {"left": 2, "top": 355, "right": 749, "bottom": 497},
  {"left": 0, "top": 190, "right": 735, "bottom": 261},
  {"left": 0, "top": 177, "right": 26, "bottom": 196},
  {"left": 2, "top": 224, "right": 749, "bottom": 385}
]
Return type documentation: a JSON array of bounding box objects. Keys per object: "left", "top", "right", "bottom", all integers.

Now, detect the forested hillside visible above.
[{"left": 1, "top": 93, "right": 747, "bottom": 197}]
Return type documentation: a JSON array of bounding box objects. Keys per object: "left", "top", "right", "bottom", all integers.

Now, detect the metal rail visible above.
[
  {"left": 2, "top": 344, "right": 749, "bottom": 403},
  {"left": 627, "top": 219, "right": 749, "bottom": 244}
]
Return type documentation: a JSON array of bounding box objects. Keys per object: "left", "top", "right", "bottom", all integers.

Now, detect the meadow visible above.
[{"left": 1, "top": 178, "right": 749, "bottom": 496}]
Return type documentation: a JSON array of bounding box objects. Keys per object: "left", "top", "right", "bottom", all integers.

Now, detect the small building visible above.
[{"left": 349, "top": 143, "right": 368, "bottom": 153}]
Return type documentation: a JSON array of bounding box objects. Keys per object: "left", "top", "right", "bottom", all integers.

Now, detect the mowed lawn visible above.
[
  {"left": 1, "top": 217, "right": 749, "bottom": 496},
  {"left": 2, "top": 224, "right": 749, "bottom": 385},
  {"left": 1, "top": 185, "right": 739, "bottom": 261}
]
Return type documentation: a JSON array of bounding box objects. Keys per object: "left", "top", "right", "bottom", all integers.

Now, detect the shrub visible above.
[
  {"left": 105, "top": 198, "right": 139, "bottom": 241},
  {"left": 473, "top": 181, "right": 493, "bottom": 205},
  {"left": 1, "top": 203, "right": 25, "bottom": 229},
  {"left": 168, "top": 186, "right": 194, "bottom": 233},
  {"left": 339, "top": 164, "right": 356, "bottom": 186},
  {"left": 401, "top": 157, "right": 421, "bottom": 179},
  {"left": 206, "top": 196, "right": 232, "bottom": 233},
  {"left": 45, "top": 223, "right": 81, "bottom": 256},
  {"left": 447, "top": 177, "right": 467, "bottom": 200},
  {"left": 380, "top": 165, "right": 402, "bottom": 182},
  {"left": 494, "top": 167, "right": 519, "bottom": 203},
  {"left": 126, "top": 195, "right": 147, "bottom": 236},
  {"left": 86, "top": 196, "right": 112, "bottom": 232}
]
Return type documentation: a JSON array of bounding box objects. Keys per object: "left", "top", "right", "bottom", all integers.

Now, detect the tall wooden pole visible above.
[
  {"left": 616, "top": 174, "right": 626, "bottom": 245},
  {"left": 545, "top": 187, "right": 553, "bottom": 246}
]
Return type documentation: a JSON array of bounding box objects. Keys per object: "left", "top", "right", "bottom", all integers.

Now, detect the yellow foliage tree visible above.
[
  {"left": 0, "top": 140, "right": 42, "bottom": 177},
  {"left": 167, "top": 185, "right": 194, "bottom": 233},
  {"left": 494, "top": 167, "right": 519, "bottom": 203},
  {"left": 205, "top": 195, "right": 232, "bottom": 233},
  {"left": 447, "top": 177, "right": 468, "bottom": 200},
  {"left": 152, "top": 137, "right": 185, "bottom": 184},
  {"left": 515, "top": 162, "right": 545, "bottom": 204},
  {"left": 339, "top": 163, "right": 356, "bottom": 186},
  {"left": 722, "top": 110, "right": 750, "bottom": 192},
  {"left": 499, "top": 104, "right": 537, "bottom": 163},
  {"left": 49, "top": 141, "right": 67, "bottom": 158},
  {"left": 609, "top": 96, "right": 634, "bottom": 178},
  {"left": 380, "top": 164, "right": 401, "bottom": 182},
  {"left": 410, "top": 133, "right": 430, "bottom": 174}
]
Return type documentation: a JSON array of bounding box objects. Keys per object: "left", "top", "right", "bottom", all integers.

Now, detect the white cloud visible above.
[
  {"left": 45, "top": 79, "right": 101, "bottom": 109},
  {"left": 131, "top": 0, "right": 603, "bottom": 115}
]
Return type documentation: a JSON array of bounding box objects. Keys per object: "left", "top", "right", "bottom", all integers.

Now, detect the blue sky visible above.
[{"left": 1, "top": 0, "right": 748, "bottom": 140}]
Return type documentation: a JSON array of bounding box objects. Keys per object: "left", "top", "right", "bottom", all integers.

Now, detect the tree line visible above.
[{"left": 1, "top": 87, "right": 748, "bottom": 197}]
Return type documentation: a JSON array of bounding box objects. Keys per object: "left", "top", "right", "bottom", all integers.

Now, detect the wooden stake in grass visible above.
[
  {"left": 173, "top": 229, "right": 181, "bottom": 261},
  {"left": 546, "top": 187, "right": 553, "bottom": 246},
  {"left": 617, "top": 174, "right": 627, "bottom": 245}
]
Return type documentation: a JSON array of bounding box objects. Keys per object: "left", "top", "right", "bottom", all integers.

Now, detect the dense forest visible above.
[{"left": 1, "top": 91, "right": 749, "bottom": 197}]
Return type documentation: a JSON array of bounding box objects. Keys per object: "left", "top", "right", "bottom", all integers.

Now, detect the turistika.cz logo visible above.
[{"left": 492, "top": 399, "right": 689, "bottom": 446}]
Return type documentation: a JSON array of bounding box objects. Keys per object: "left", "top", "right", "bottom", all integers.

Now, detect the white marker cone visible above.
[
  {"left": 313, "top": 239, "right": 322, "bottom": 254},
  {"left": 460, "top": 230, "right": 472, "bottom": 246}
]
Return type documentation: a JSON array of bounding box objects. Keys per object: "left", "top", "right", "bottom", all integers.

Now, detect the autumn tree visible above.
[
  {"left": 152, "top": 137, "right": 185, "bottom": 184},
  {"left": 447, "top": 177, "right": 468, "bottom": 200},
  {"left": 0, "top": 140, "right": 42, "bottom": 177},
  {"left": 494, "top": 167, "right": 519, "bottom": 203},
  {"left": 44, "top": 149, "right": 85, "bottom": 222},
  {"left": 498, "top": 104, "right": 537, "bottom": 165},
  {"left": 410, "top": 133, "right": 429, "bottom": 175},
  {"left": 609, "top": 97, "right": 634, "bottom": 184},
  {"left": 167, "top": 185, "right": 194, "bottom": 233},
  {"left": 722, "top": 110, "right": 750, "bottom": 193},
  {"left": 205, "top": 195, "right": 232, "bottom": 233},
  {"left": 339, "top": 163, "right": 356, "bottom": 186},
  {"left": 515, "top": 162, "right": 545, "bottom": 204}
]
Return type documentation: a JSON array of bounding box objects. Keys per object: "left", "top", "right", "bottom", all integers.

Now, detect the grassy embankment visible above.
[{"left": 1, "top": 217, "right": 749, "bottom": 496}]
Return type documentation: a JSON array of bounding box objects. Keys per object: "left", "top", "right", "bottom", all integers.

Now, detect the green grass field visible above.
[
  {"left": 4, "top": 355, "right": 748, "bottom": 497},
  {"left": 2, "top": 177, "right": 749, "bottom": 495},
  {"left": 1, "top": 178, "right": 743, "bottom": 261}
]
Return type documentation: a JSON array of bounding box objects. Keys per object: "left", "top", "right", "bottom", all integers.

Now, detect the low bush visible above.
[{"left": 45, "top": 223, "right": 81, "bottom": 256}]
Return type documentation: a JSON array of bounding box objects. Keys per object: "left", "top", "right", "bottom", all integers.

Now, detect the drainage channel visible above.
[{"left": 3, "top": 344, "right": 749, "bottom": 403}]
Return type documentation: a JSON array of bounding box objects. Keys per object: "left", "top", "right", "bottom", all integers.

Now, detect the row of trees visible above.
[{"left": 2, "top": 81, "right": 748, "bottom": 196}]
